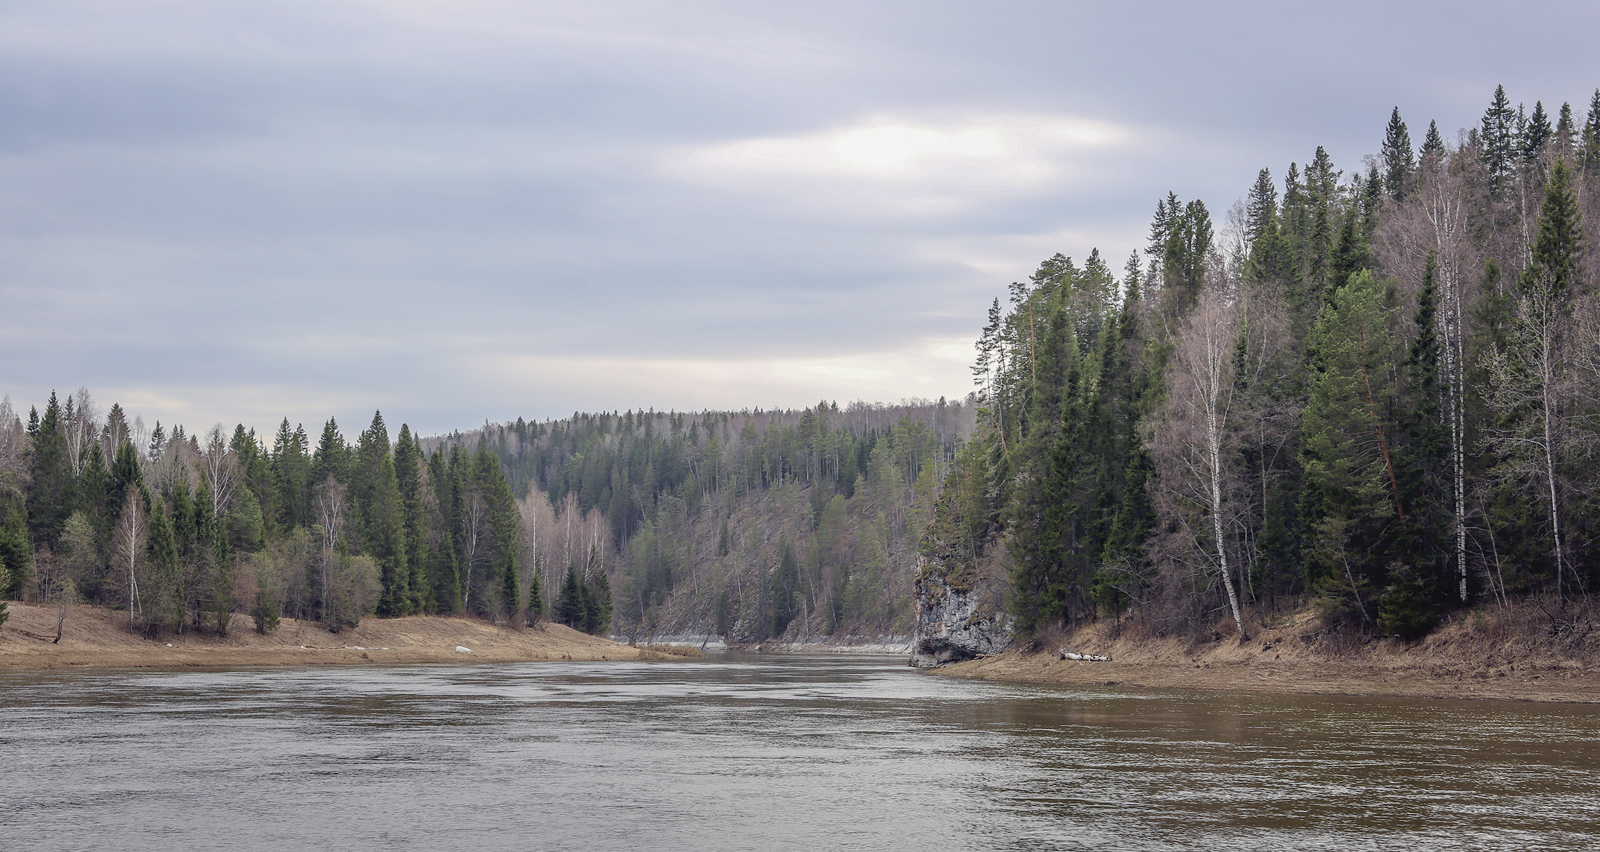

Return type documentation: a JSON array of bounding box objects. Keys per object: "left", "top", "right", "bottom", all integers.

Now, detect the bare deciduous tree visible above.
[
  {"left": 111, "top": 489, "right": 146, "bottom": 629},
  {"left": 203, "top": 425, "right": 238, "bottom": 517}
]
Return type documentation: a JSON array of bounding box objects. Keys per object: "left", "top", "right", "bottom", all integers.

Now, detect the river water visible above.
[{"left": 2, "top": 654, "right": 1597, "bottom": 851}]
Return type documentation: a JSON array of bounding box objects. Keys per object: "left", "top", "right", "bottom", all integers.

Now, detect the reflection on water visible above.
[{"left": 2, "top": 654, "right": 1597, "bottom": 850}]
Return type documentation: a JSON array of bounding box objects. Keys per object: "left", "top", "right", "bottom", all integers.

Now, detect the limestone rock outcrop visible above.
[{"left": 910, "top": 555, "right": 1011, "bottom": 667}]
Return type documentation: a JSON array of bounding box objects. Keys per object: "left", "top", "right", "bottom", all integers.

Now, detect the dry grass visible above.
[
  {"left": 942, "top": 600, "right": 1600, "bottom": 704},
  {"left": 0, "top": 602, "right": 663, "bottom": 669}
]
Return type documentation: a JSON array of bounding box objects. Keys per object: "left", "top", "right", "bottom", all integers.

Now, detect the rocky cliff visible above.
[{"left": 910, "top": 555, "right": 1012, "bottom": 667}]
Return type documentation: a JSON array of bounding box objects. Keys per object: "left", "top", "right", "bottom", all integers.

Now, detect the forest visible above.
[
  {"left": 923, "top": 85, "right": 1600, "bottom": 641},
  {"left": 4, "top": 85, "right": 1597, "bottom": 647},
  {"left": 0, "top": 389, "right": 964, "bottom": 641}
]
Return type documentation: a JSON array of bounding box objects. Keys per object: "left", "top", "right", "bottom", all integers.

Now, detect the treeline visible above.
[
  {"left": 434, "top": 400, "right": 970, "bottom": 638},
  {"left": 0, "top": 400, "right": 550, "bottom": 634},
  {"left": 0, "top": 389, "right": 969, "bottom": 641},
  {"left": 925, "top": 85, "right": 1600, "bottom": 640}
]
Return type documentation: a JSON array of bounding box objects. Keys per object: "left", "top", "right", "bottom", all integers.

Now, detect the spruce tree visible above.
[
  {"left": 1481, "top": 85, "right": 1516, "bottom": 191},
  {"left": 1583, "top": 89, "right": 1600, "bottom": 181},
  {"left": 1381, "top": 107, "right": 1415, "bottom": 200},
  {"left": 1420, "top": 120, "right": 1446, "bottom": 161},
  {"left": 370, "top": 454, "right": 411, "bottom": 617},
  {"left": 586, "top": 562, "right": 612, "bottom": 635},
  {"left": 1524, "top": 157, "right": 1584, "bottom": 298},
  {"left": 1524, "top": 100, "right": 1552, "bottom": 163},
  {"left": 1245, "top": 168, "right": 1277, "bottom": 246},
  {"left": 1556, "top": 102, "right": 1577, "bottom": 157},
  {"left": 26, "top": 391, "right": 76, "bottom": 549},
  {"left": 554, "top": 564, "right": 587, "bottom": 628}
]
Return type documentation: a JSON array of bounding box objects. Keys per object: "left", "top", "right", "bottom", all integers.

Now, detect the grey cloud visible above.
[{"left": 4, "top": 0, "right": 1596, "bottom": 435}]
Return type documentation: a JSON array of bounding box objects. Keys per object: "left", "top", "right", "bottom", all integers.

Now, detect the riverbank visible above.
[
  {"left": 937, "top": 603, "right": 1600, "bottom": 704},
  {"left": 0, "top": 602, "right": 677, "bottom": 669}
]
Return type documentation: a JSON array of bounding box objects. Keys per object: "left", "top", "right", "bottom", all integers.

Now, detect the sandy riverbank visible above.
[
  {"left": 938, "top": 604, "right": 1600, "bottom": 704},
  {"left": 0, "top": 602, "right": 683, "bottom": 669}
]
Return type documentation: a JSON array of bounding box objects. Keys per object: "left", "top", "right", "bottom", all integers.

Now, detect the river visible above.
[{"left": 2, "top": 654, "right": 1597, "bottom": 850}]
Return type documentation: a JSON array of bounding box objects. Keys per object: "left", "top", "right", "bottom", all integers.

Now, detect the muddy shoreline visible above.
[
  {"left": 0, "top": 603, "right": 678, "bottom": 669},
  {"left": 935, "top": 605, "right": 1600, "bottom": 704}
]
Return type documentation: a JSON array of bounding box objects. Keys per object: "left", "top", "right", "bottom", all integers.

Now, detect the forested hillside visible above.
[
  {"left": 925, "top": 86, "right": 1600, "bottom": 642},
  {"left": 0, "top": 391, "right": 967, "bottom": 641}
]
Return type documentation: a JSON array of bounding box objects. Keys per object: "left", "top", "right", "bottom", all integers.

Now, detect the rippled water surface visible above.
[{"left": 3, "top": 654, "right": 1598, "bottom": 850}]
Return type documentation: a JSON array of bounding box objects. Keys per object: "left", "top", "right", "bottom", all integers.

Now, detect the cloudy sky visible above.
[{"left": 2, "top": 1, "right": 1596, "bottom": 437}]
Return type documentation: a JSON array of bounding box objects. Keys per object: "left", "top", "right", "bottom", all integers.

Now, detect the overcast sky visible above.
[{"left": 3, "top": 1, "right": 1597, "bottom": 437}]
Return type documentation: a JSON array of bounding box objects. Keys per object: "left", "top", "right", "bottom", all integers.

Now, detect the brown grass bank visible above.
[
  {"left": 0, "top": 602, "right": 676, "bottom": 669},
  {"left": 938, "top": 602, "right": 1600, "bottom": 704}
]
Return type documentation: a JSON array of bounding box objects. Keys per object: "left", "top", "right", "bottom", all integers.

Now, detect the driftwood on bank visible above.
[{"left": 1060, "top": 650, "right": 1110, "bottom": 662}]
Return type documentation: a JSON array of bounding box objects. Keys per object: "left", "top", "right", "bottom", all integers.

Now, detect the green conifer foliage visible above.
[
  {"left": 26, "top": 391, "right": 76, "bottom": 549},
  {"left": 1481, "top": 85, "right": 1517, "bottom": 191},
  {"left": 1420, "top": 120, "right": 1446, "bottom": 161},
  {"left": 1300, "top": 270, "right": 1404, "bottom": 623},
  {"left": 1381, "top": 107, "right": 1415, "bottom": 200},
  {"left": 1524, "top": 100, "right": 1553, "bottom": 163},
  {"left": 1582, "top": 90, "right": 1600, "bottom": 182}
]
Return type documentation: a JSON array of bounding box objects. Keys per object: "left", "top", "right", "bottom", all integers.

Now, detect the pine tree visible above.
[
  {"left": 1300, "top": 270, "right": 1404, "bottom": 623},
  {"left": 1381, "top": 107, "right": 1415, "bottom": 200}
]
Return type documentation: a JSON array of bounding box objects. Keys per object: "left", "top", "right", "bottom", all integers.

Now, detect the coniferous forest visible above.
[{"left": 3, "top": 86, "right": 1599, "bottom": 645}]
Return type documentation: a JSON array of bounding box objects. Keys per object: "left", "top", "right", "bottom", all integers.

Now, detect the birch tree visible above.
[
  {"left": 1154, "top": 281, "right": 1252, "bottom": 638},
  {"left": 111, "top": 488, "right": 146, "bottom": 628},
  {"left": 1484, "top": 159, "right": 1586, "bottom": 605}
]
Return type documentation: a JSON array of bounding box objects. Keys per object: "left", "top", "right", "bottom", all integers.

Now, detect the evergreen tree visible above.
[
  {"left": 1481, "top": 84, "right": 1517, "bottom": 191},
  {"left": 1381, "top": 107, "right": 1415, "bottom": 200},
  {"left": 370, "top": 454, "right": 411, "bottom": 617},
  {"left": 1524, "top": 100, "right": 1553, "bottom": 163},
  {"left": 26, "top": 391, "right": 76, "bottom": 549},
  {"left": 1420, "top": 120, "right": 1446, "bottom": 161},
  {"left": 0, "top": 502, "right": 31, "bottom": 599},
  {"left": 553, "top": 564, "right": 587, "bottom": 628},
  {"left": 1556, "top": 102, "right": 1577, "bottom": 157},
  {"left": 1245, "top": 167, "right": 1278, "bottom": 246},
  {"left": 1300, "top": 270, "right": 1404, "bottom": 623},
  {"left": 586, "top": 565, "right": 613, "bottom": 635},
  {"left": 1582, "top": 89, "right": 1600, "bottom": 181},
  {"left": 393, "top": 424, "right": 430, "bottom": 613}
]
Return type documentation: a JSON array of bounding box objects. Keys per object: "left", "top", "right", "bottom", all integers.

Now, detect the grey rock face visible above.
[{"left": 909, "top": 556, "right": 1012, "bottom": 667}]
